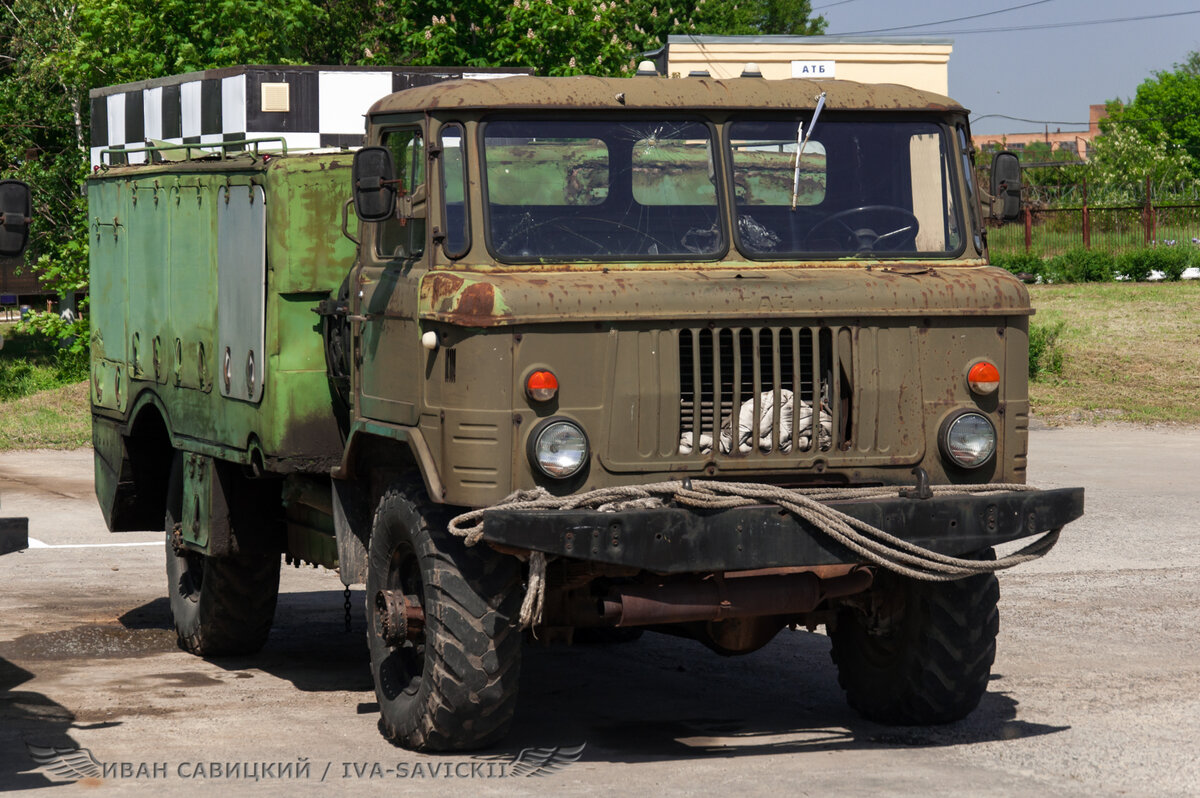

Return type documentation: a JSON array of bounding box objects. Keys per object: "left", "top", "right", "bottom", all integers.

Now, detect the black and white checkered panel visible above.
[
  {"left": 91, "top": 75, "right": 240, "bottom": 166},
  {"left": 90, "top": 67, "right": 525, "bottom": 168}
]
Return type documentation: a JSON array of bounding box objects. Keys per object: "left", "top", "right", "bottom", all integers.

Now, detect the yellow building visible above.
[{"left": 660, "top": 35, "right": 953, "bottom": 96}]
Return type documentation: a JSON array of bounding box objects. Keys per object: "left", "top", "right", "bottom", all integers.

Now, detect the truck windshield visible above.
[
  {"left": 729, "top": 118, "right": 964, "bottom": 257},
  {"left": 483, "top": 118, "right": 724, "bottom": 261}
]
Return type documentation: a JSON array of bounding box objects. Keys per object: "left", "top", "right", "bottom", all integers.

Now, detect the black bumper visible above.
[{"left": 480, "top": 487, "right": 1084, "bottom": 574}]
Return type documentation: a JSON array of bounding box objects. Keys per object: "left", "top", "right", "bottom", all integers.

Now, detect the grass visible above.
[
  {"left": 1027, "top": 281, "right": 1200, "bottom": 424},
  {"left": 0, "top": 323, "right": 91, "bottom": 450},
  {"left": 0, "top": 380, "right": 91, "bottom": 449}
]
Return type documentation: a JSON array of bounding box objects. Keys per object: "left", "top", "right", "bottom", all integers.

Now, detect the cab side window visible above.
[
  {"left": 440, "top": 123, "right": 469, "bottom": 258},
  {"left": 376, "top": 128, "right": 425, "bottom": 259}
]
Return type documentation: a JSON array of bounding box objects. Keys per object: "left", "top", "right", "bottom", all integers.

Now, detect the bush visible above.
[
  {"left": 991, "top": 252, "right": 1045, "bottom": 281},
  {"left": 1044, "top": 249, "right": 1115, "bottom": 283},
  {"left": 1117, "top": 250, "right": 1154, "bottom": 282},
  {"left": 0, "top": 358, "right": 62, "bottom": 400},
  {"left": 1029, "top": 318, "right": 1066, "bottom": 380},
  {"left": 1150, "top": 245, "right": 1192, "bottom": 281},
  {"left": 0, "top": 325, "right": 88, "bottom": 401}
]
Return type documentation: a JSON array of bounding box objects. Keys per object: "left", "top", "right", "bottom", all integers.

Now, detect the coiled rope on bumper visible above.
[{"left": 448, "top": 480, "right": 1061, "bottom": 629}]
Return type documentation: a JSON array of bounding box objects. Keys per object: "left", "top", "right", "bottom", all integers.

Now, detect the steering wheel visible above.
[{"left": 804, "top": 205, "right": 920, "bottom": 252}]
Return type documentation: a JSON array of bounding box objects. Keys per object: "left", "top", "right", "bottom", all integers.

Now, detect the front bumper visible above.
[{"left": 480, "top": 487, "right": 1084, "bottom": 574}]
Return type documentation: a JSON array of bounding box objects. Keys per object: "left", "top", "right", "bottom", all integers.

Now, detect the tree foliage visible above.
[
  {"left": 321, "top": 0, "right": 825, "bottom": 77},
  {"left": 1088, "top": 123, "right": 1198, "bottom": 200},
  {"left": 1103, "top": 50, "right": 1200, "bottom": 180}
]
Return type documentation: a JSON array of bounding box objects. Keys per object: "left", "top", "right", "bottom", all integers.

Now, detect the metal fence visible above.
[{"left": 979, "top": 177, "right": 1200, "bottom": 257}]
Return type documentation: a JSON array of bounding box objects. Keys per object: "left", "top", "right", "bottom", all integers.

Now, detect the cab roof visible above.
[{"left": 368, "top": 75, "right": 965, "bottom": 116}]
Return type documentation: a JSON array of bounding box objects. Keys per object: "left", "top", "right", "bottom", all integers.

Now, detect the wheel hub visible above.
[{"left": 374, "top": 589, "right": 424, "bottom": 646}]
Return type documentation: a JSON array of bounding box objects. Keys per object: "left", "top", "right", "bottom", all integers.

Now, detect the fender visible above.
[{"left": 331, "top": 420, "right": 444, "bottom": 586}]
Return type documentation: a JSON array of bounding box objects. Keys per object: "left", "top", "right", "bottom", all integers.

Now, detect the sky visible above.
[{"left": 816, "top": 0, "right": 1200, "bottom": 135}]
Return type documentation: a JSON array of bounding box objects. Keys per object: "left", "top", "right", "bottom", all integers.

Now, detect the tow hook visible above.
[{"left": 899, "top": 467, "right": 934, "bottom": 500}]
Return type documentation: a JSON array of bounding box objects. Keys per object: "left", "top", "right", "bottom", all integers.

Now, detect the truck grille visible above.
[{"left": 677, "top": 326, "right": 849, "bottom": 456}]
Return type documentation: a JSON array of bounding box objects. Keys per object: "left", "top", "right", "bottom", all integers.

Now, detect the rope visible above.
[{"left": 447, "top": 480, "right": 1059, "bottom": 629}]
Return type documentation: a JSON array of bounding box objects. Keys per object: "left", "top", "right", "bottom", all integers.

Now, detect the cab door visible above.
[{"left": 355, "top": 121, "right": 427, "bottom": 425}]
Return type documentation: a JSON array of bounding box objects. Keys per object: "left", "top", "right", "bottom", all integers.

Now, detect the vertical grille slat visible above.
[
  {"left": 828, "top": 327, "right": 840, "bottom": 452},
  {"left": 678, "top": 324, "right": 842, "bottom": 457},
  {"left": 809, "top": 329, "right": 821, "bottom": 454},
  {"left": 771, "top": 328, "right": 782, "bottom": 454},
  {"left": 790, "top": 327, "right": 801, "bottom": 453}
]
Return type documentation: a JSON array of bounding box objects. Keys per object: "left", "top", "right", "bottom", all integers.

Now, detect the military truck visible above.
[{"left": 87, "top": 67, "right": 1083, "bottom": 751}]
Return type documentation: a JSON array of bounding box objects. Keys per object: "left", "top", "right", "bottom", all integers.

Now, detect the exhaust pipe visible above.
[{"left": 599, "top": 567, "right": 873, "bottom": 627}]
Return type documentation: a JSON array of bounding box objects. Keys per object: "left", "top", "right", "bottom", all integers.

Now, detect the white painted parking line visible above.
[{"left": 26, "top": 538, "right": 161, "bottom": 549}]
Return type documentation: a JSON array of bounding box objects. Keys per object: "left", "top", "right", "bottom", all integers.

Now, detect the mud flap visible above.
[
  {"left": 333, "top": 477, "right": 370, "bottom": 586},
  {"left": 93, "top": 416, "right": 162, "bottom": 532},
  {"left": 180, "top": 452, "right": 233, "bottom": 557}
]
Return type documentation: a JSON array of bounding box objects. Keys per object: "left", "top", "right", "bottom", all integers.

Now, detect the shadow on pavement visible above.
[
  {"left": 494, "top": 631, "right": 1069, "bottom": 764},
  {"left": 110, "top": 587, "right": 1068, "bottom": 765},
  {"left": 0, "top": 655, "right": 95, "bottom": 792}
]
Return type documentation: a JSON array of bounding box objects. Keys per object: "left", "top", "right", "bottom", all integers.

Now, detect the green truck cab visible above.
[{"left": 87, "top": 70, "right": 1082, "bottom": 751}]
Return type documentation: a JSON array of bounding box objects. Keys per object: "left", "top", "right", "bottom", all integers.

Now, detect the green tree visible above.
[
  {"left": 1088, "top": 123, "right": 1198, "bottom": 200},
  {"left": 327, "top": 0, "right": 825, "bottom": 77},
  {"left": 0, "top": 1, "right": 91, "bottom": 298},
  {"left": 1104, "top": 50, "right": 1200, "bottom": 178}
]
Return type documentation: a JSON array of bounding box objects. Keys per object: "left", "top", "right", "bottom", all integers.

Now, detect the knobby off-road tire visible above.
[
  {"left": 366, "top": 480, "right": 522, "bottom": 751},
  {"left": 829, "top": 557, "right": 1000, "bottom": 725},
  {"left": 164, "top": 455, "right": 281, "bottom": 656}
]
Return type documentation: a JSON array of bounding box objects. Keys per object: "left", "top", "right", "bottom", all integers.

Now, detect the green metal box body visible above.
[{"left": 89, "top": 153, "right": 354, "bottom": 527}]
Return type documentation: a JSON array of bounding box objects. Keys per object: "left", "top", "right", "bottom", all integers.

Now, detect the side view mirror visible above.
[
  {"left": 990, "top": 151, "right": 1022, "bottom": 223},
  {"left": 0, "top": 180, "right": 32, "bottom": 257},
  {"left": 352, "top": 147, "right": 397, "bottom": 222}
]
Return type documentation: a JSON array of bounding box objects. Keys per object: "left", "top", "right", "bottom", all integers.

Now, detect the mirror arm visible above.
[
  {"left": 0, "top": 212, "right": 31, "bottom": 230},
  {"left": 341, "top": 198, "right": 360, "bottom": 246}
]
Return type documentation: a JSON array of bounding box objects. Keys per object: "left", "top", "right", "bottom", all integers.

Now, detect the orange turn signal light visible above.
[
  {"left": 526, "top": 370, "right": 559, "bottom": 402},
  {"left": 967, "top": 361, "right": 1000, "bottom": 395}
]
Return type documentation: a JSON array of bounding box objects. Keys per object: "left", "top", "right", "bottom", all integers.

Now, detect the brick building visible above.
[{"left": 972, "top": 105, "right": 1108, "bottom": 159}]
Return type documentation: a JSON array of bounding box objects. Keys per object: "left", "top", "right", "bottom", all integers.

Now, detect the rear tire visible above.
[
  {"left": 366, "top": 479, "right": 522, "bottom": 751},
  {"left": 164, "top": 454, "right": 280, "bottom": 656},
  {"left": 829, "top": 560, "right": 999, "bottom": 725}
]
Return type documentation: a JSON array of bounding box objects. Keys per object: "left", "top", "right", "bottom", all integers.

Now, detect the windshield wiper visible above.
[{"left": 791, "top": 91, "right": 826, "bottom": 211}]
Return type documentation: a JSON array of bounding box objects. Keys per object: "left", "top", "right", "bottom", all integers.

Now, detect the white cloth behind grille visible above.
[{"left": 678, "top": 389, "right": 832, "bottom": 455}]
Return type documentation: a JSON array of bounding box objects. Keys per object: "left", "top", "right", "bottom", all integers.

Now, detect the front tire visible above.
[
  {"left": 829, "top": 562, "right": 999, "bottom": 725},
  {"left": 366, "top": 480, "right": 522, "bottom": 751},
  {"left": 164, "top": 454, "right": 280, "bottom": 656}
]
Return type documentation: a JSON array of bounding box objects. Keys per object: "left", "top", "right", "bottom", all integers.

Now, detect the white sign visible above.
[{"left": 791, "top": 61, "right": 836, "bottom": 79}]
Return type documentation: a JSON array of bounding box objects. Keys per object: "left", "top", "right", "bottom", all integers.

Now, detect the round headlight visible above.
[
  {"left": 529, "top": 419, "right": 589, "bottom": 479},
  {"left": 939, "top": 411, "right": 996, "bottom": 468}
]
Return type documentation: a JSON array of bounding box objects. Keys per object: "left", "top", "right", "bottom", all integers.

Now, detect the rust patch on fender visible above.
[
  {"left": 457, "top": 282, "right": 496, "bottom": 320},
  {"left": 428, "top": 273, "right": 465, "bottom": 311}
]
